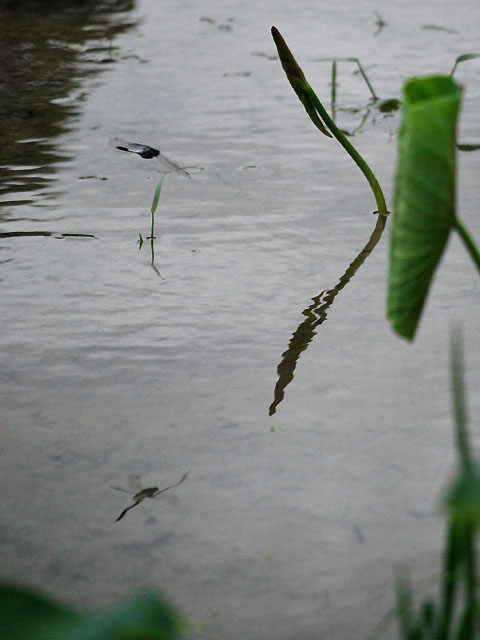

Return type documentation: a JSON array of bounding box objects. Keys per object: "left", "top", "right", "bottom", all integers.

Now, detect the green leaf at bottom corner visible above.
[
  {"left": 0, "top": 583, "right": 81, "bottom": 640},
  {"left": 387, "top": 75, "right": 462, "bottom": 340},
  {"left": 0, "top": 584, "right": 183, "bottom": 640},
  {"left": 97, "top": 590, "right": 184, "bottom": 640}
]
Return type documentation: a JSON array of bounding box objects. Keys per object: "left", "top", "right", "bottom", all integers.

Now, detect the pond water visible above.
[{"left": 1, "top": 1, "right": 480, "bottom": 638}]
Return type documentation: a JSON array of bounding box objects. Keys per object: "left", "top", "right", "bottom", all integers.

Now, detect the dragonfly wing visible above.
[
  {"left": 154, "top": 471, "right": 189, "bottom": 496},
  {"left": 110, "top": 137, "right": 189, "bottom": 173},
  {"left": 111, "top": 486, "right": 134, "bottom": 494},
  {"left": 156, "top": 153, "right": 191, "bottom": 178},
  {"left": 110, "top": 136, "right": 135, "bottom": 152},
  {"left": 128, "top": 473, "right": 143, "bottom": 491}
]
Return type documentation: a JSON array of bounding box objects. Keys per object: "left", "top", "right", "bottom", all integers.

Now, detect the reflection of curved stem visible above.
[{"left": 269, "top": 213, "right": 387, "bottom": 416}]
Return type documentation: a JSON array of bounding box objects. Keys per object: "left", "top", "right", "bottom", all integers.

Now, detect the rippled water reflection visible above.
[{"left": 1, "top": 1, "right": 480, "bottom": 639}]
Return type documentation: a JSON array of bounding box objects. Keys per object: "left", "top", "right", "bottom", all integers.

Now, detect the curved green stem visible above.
[
  {"left": 305, "top": 86, "right": 388, "bottom": 216},
  {"left": 271, "top": 26, "right": 388, "bottom": 218},
  {"left": 453, "top": 217, "right": 480, "bottom": 274}
]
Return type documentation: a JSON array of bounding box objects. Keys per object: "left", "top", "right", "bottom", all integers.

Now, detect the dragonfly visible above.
[
  {"left": 110, "top": 137, "right": 191, "bottom": 178},
  {"left": 112, "top": 471, "right": 189, "bottom": 522}
]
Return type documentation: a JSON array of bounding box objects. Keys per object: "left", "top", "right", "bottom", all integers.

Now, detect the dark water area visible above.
[{"left": 0, "top": 0, "right": 136, "bottom": 207}]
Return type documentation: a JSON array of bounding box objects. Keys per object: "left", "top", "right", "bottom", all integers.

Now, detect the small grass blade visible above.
[
  {"left": 151, "top": 174, "right": 167, "bottom": 215},
  {"left": 150, "top": 174, "right": 168, "bottom": 246},
  {"left": 313, "top": 56, "right": 379, "bottom": 102}
]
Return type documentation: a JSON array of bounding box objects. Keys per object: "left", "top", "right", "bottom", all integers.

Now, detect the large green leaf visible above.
[{"left": 387, "top": 75, "right": 462, "bottom": 339}]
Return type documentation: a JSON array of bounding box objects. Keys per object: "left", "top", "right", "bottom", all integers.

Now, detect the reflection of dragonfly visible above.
[
  {"left": 112, "top": 472, "right": 189, "bottom": 522},
  {"left": 110, "top": 137, "right": 191, "bottom": 178}
]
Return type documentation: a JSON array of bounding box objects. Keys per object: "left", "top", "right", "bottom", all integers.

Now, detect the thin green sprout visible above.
[
  {"left": 314, "top": 56, "right": 379, "bottom": 102},
  {"left": 150, "top": 174, "right": 168, "bottom": 242},
  {"left": 331, "top": 60, "right": 337, "bottom": 121}
]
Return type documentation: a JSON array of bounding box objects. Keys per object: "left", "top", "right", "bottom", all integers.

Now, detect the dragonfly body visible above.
[
  {"left": 114, "top": 140, "right": 160, "bottom": 159},
  {"left": 134, "top": 487, "right": 160, "bottom": 499},
  {"left": 110, "top": 137, "right": 190, "bottom": 177}
]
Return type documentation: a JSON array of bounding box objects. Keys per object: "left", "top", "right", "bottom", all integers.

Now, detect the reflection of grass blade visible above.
[{"left": 387, "top": 75, "right": 462, "bottom": 340}]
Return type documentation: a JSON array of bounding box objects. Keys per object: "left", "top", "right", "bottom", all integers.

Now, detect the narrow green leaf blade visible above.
[
  {"left": 387, "top": 75, "right": 462, "bottom": 339},
  {"left": 151, "top": 175, "right": 167, "bottom": 215}
]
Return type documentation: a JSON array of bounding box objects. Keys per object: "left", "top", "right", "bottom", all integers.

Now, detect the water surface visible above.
[{"left": 1, "top": 1, "right": 480, "bottom": 639}]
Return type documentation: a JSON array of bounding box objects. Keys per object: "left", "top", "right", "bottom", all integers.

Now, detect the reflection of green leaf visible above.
[
  {"left": 0, "top": 584, "right": 183, "bottom": 640},
  {"left": 387, "top": 75, "right": 461, "bottom": 340}
]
